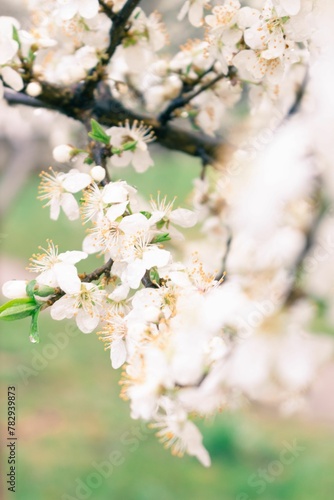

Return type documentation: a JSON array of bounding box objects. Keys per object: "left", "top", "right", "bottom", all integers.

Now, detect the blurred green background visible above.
[{"left": 1, "top": 151, "right": 334, "bottom": 500}]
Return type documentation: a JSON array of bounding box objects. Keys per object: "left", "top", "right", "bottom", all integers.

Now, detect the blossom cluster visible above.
[
  {"left": 1, "top": 0, "right": 333, "bottom": 468},
  {"left": 0, "top": 0, "right": 313, "bottom": 135}
]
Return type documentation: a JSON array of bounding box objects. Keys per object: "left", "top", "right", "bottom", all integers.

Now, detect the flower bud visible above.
[
  {"left": 90, "top": 165, "right": 106, "bottom": 182},
  {"left": 26, "top": 82, "right": 42, "bottom": 97},
  {"left": 53, "top": 144, "right": 73, "bottom": 163},
  {"left": 2, "top": 280, "right": 28, "bottom": 299}
]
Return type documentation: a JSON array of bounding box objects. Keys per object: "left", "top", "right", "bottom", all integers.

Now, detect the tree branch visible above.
[
  {"left": 4, "top": 84, "right": 225, "bottom": 161},
  {"left": 159, "top": 67, "right": 237, "bottom": 125},
  {"left": 81, "top": 258, "right": 114, "bottom": 282}
]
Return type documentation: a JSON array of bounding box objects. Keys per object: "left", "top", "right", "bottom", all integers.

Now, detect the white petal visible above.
[
  {"left": 119, "top": 213, "right": 149, "bottom": 235},
  {"left": 170, "top": 208, "right": 197, "bottom": 228},
  {"left": 110, "top": 339, "right": 127, "bottom": 369},
  {"left": 1, "top": 66, "right": 24, "bottom": 91},
  {"left": 76, "top": 309, "right": 100, "bottom": 333},
  {"left": 60, "top": 193, "right": 80, "bottom": 221},
  {"left": 279, "top": 0, "right": 300, "bottom": 15},
  {"left": 59, "top": 3, "right": 78, "bottom": 20},
  {"left": 83, "top": 233, "right": 102, "bottom": 254},
  {"left": 111, "top": 151, "right": 132, "bottom": 167},
  {"left": 124, "top": 260, "right": 146, "bottom": 289},
  {"left": 62, "top": 172, "right": 92, "bottom": 193},
  {"left": 54, "top": 263, "right": 81, "bottom": 294},
  {"left": 108, "top": 283, "right": 129, "bottom": 302},
  {"left": 102, "top": 182, "right": 128, "bottom": 203},
  {"left": 51, "top": 295, "right": 77, "bottom": 320},
  {"left": 132, "top": 149, "right": 154, "bottom": 173},
  {"left": 237, "top": 7, "right": 260, "bottom": 29},
  {"left": 50, "top": 197, "right": 61, "bottom": 221},
  {"left": 188, "top": 3, "right": 204, "bottom": 27},
  {"left": 36, "top": 269, "right": 58, "bottom": 288},
  {"left": 58, "top": 251, "right": 88, "bottom": 264},
  {"left": 79, "top": 0, "right": 99, "bottom": 19},
  {"left": 106, "top": 202, "right": 128, "bottom": 222},
  {"left": 0, "top": 40, "right": 19, "bottom": 64},
  {"left": 142, "top": 247, "right": 171, "bottom": 269}
]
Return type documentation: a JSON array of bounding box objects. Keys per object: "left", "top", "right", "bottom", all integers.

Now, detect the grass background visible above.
[{"left": 1, "top": 151, "right": 334, "bottom": 500}]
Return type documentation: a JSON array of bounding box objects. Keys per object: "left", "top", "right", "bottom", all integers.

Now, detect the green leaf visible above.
[
  {"left": 12, "top": 26, "right": 21, "bottom": 48},
  {"left": 122, "top": 140, "right": 137, "bottom": 151},
  {"left": 29, "top": 307, "right": 41, "bottom": 343},
  {"left": 88, "top": 119, "right": 110, "bottom": 145},
  {"left": 149, "top": 267, "right": 160, "bottom": 286},
  {"left": 26, "top": 280, "right": 55, "bottom": 298},
  {"left": 84, "top": 156, "right": 94, "bottom": 165},
  {"left": 151, "top": 233, "right": 171, "bottom": 244},
  {"left": 156, "top": 219, "right": 165, "bottom": 230},
  {"left": 0, "top": 298, "right": 38, "bottom": 321},
  {"left": 140, "top": 211, "right": 152, "bottom": 219}
]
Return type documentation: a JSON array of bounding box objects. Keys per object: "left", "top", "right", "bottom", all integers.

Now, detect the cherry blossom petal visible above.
[
  {"left": 110, "top": 339, "right": 127, "bottom": 369},
  {"left": 142, "top": 247, "right": 171, "bottom": 269},
  {"left": 62, "top": 172, "right": 92, "bottom": 193},
  {"left": 170, "top": 208, "right": 197, "bottom": 228},
  {"left": 111, "top": 151, "right": 132, "bottom": 167},
  {"left": 106, "top": 202, "right": 128, "bottom": 222},
  {"left": 60, "top": 193, "right": 80, "bottom": 221},
  {"left": 1, "top": 66, "right": 24, "bottom": 91},
  {"left": 119, "top": 213, "right": 150, "bottom": 235},
  {"left": 76, "top": 309, "right": 100, "bottom": 333},
  {"left": 102, "top": 182, "right": 129, "bottom": 203},
  {"left": 279, "top": 0, "right": 300, "bottom": 15},
  {"left": 51, "top": 295, "right": 77, "bottom": 320},
  {"left": 79, "top": 0, "right": 99, "bottom": 19},
  {"left": 54, "top": 262, "right": 81, "bottom": 294},
  {"left": 124, "top": 259, "right": 146, "bottom": 289},
  {"left": 58, "top": 251, "right": 88, "bottom": 264},
  {"left": 132, "top": 149, "right": 154, "bottom": 173}
]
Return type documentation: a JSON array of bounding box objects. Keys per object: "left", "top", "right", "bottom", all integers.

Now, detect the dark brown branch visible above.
[
  {"left": 105, "top": 0, "right": 141, "bottom": 60},
  {"left": 287, "top": 70, "right": 308, "bottom": 117},
  {"left": 81, "top": 258, "right": 114, "bottom": 282},
  {"left": 285, "top": 191, "right": 328, "bottom": 305},
  {"left": 4, "top": 83, "right": 225, "bottom": 161}
]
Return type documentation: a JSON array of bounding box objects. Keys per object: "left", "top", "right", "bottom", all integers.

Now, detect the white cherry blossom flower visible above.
[
  {"left": 51, "top": 282, "right": 105, "bottom": 333},
  {"left": 150, "top": 194, "right": 197, "bottom": 229},
  {"left": 38, "top": 167, "right": 92, "bottom": 221},
  {"left": 107, "top": 121, "right": 155, "bottom": 173},
  {"left": 29, "top": 241, "right": 87, "bottom": 294},
  {"left": 152, "top": 400, "right": 211, "bottom": 466},
  {"left": 121, "top": 233, "right": 171, "bottom": 289},
  {"left": 98, "top": 315, "right": 128, "bottom": 369}
]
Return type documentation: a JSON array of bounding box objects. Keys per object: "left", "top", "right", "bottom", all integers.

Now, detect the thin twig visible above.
[{"left": 159, "top": 67, "right": 237, "bottom": 125}]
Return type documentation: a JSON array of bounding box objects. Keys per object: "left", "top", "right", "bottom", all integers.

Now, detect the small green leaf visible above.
[
  {"left": 122, "top": 140, "right": 137, "bottom": 151},
  {"left": 12, "top": 26, "right": 21, "bottom": 48},
  {"left": 156, "top": 219, "right": 165, "bottom": 230},
  {"left": 88, "top": 119, "right": 110, "bottom": 145},
  {"left": 29, "top": 307, "right": 41, "bottom": 343},
  {"left": 0, "top": 298, "right": 38, "bottom": 321},
  {"left": 26, "top": 280, "right": 55, "bottom": 298},
  {"left": 149, "top": 267, "right": 160, "bottom": 285},
  {"left": 111, "top": 147, "right": 122, "bottom": 154},
  {"left": 84, "top": 156, "right": 94, "bottom": 165},
  {"left": 151, "top": 233, "right": 171, "bottom": 244},
  {"left": 140, "top": 211, "right": 152, "bottom": 219}
]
